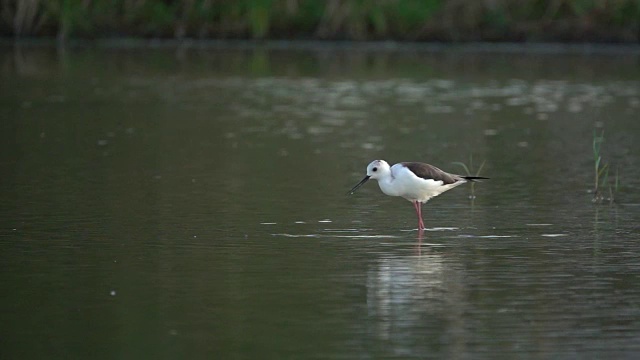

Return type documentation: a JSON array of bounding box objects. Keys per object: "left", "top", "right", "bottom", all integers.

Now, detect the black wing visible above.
[{"left": 401, "top": 162, "right": 460, "bottom": 185}]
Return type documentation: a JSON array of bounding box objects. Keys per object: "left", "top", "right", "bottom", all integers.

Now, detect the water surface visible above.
[{"left": 1, "top": 44, "right": 640, "bottom": 359}]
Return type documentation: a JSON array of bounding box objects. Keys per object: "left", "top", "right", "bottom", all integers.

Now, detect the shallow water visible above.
[{"left": 1, "top": 44, "right": 640, "bottom": 358}]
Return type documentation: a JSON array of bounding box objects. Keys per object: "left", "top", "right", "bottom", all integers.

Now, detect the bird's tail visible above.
[{"left": 462, "top": 176, "right": 489, "bottom": 182}]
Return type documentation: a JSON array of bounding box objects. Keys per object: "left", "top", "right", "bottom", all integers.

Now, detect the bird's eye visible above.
[{"left": 372, "top": 167, "right": 378, "bottom": 172}]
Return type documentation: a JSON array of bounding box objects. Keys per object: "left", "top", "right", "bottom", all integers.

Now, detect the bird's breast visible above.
[{"left": 377, "top": 179, "right": 402, "bottom": 197}]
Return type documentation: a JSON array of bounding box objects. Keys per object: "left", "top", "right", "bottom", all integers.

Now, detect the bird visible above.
[{"left": 348, "top": 160, "right": 488, "bottom": 230}]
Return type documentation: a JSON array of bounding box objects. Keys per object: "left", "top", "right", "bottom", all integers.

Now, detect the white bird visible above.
[{"left": 348, "top": 160, "right": 488, "bottom": 230}]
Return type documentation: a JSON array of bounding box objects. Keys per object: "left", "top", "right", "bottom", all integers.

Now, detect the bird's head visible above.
[
  {"left": 366, "top": 159, "right": 390, "bottom": 180},
  {"left": 348, "top": 160, "right": 390, "bottom": 195}
]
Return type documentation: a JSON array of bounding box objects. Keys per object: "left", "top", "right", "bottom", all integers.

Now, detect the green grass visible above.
[
  {"left": 2, "top": 0, "right": 640, "bottom": 42},
  {"left": 452, "top": 155, "right": 486, "bottom": 200},
  {"left": 592, "top": 129, "right": 619, "bottom": 204}
]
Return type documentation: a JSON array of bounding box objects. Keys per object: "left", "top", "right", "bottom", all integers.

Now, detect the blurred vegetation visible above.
[{"left": 2, "top": 0, "right": 640, "bottom": 42}]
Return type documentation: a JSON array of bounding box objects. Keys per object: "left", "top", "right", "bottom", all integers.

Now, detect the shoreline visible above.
[{"left": 3, "top": 38, "right": 640, "bottom": 55}]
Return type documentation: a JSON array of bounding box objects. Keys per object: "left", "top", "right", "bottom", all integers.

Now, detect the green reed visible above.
[
  {"left": 592, "top": 130, "right": 619, "bottom": 204},
  {"left": 452, "top": 155, "right": 486, "bottom": 199}
]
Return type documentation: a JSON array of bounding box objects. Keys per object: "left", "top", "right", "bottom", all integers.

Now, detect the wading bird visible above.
[{"left": 349, "top": 160, "right": 488, "bottom": 230}]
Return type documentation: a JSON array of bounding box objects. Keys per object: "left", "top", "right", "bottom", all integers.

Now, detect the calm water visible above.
[{"left": 2, "top": 43, "right": 640, "bottom": 359}]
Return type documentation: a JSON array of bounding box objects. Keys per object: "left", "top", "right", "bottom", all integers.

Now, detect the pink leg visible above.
[
  {"left": 417, "top": 202, "right": 425, "bottom": 230},
  {"left": 413, "top": 201, "right": 425, "bottom": 230}
]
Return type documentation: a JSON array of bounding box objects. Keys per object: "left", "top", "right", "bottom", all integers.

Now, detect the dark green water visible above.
[{"left": 2, "top": 44, "right": 640, "bottom": 359}]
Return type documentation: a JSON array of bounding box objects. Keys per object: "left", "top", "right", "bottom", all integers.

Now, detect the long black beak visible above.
[{"left": 348, "top": 175, "right": 370, "bottom": 195}]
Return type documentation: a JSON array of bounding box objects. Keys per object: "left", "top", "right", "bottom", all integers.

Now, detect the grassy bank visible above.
[{"left": 3, "top": 0, "right": 640, "bottom": 43}]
